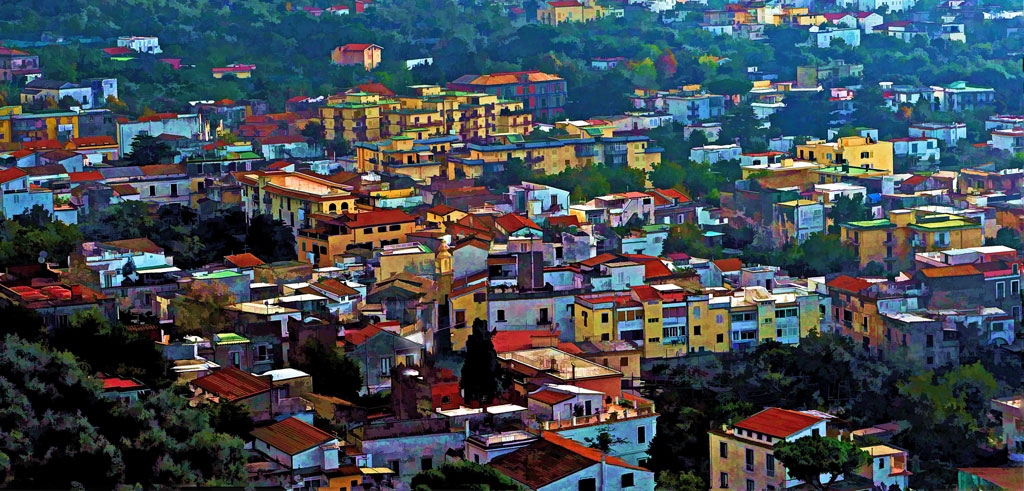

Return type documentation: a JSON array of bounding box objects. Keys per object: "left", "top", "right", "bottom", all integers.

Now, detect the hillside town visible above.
[{"left": 0, "top": 0, "right": 1022, "bottom": 490}]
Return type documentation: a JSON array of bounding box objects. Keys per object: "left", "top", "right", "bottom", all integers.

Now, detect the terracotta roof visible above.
[
  {"left": 652, "top": 188, "right": 691, "bottom": 205},
  {"left": 713, "top": 258, "right": 743, "bottom": 272},
  {"left": 426, "top": 204, "right": 461, "bottom": 216},
  {"left": 70, "top": 136, "right": 117, "bottom": 147},
  {"left": 0, "top": 47, "right": 31, "bottom": 56},
  {"left": 191, "top": 367, "right": 269, "bottom": 401},
  {"left": 313, "top": 278, "right": 359, "bottom": 297},
  {"left": 827, "top": 275, "right": 872, "bottom": 293},
  {"left": 225, "top": 253, "right": 265, "bottom": 269},
  {"left": 529, "top": 389, "right": 575, "bottom": 405},
  {"left": 103, "top": 46, "right": 134, "bottom": 56},
  {"left": 734, "top": 408, "right": 825, "bottom": 439},
  {"left": 619, "top": 253, "right": 673, "bottom": 280},
  {"left": 492, "top": 330, "right": 560, "bottom": 353},
  {"left": 343, "top": 325, "right": 386, "bottom": 346},
  {"left": 0, "top": 167, "right": 28, "bottom": 184},
  {"left": 41, "top": 149, "right": 82, "bottom": 161},
  {"left": 631, "top": 285, "right": 661, "bottom": 302},
  {"left": 266, "top": 160, "right": 293, "bottom": 171},
  {"left": 139, "top": 164, "right": 186, "bottom": 176},
  {"left": 69, "top": 170, "right": 105, "bottom": 183},
  {"left": 21, "top": 140, "right": 62, "bottom": 151},
  {"left": 547, "top": 0, "right": 583, "bottom": 7},
  {"left": 338, "top": 43, "right": 380, "bottom": 51},
  {"left": 250, "top": 417, "right": 336, "bottom": 455},
  {"left": 490, "top": 432, "right": 646, "bottom": 489},
  {"left": 100, "top": 375, "right": 146, "bottom": 391},
  {"left": 343, "top": 209, "right": 416, "bottom": 228},
  {"left": 439, "top": 186, "right": 492, "bottom": 199},
  {"left": 902, "top": 175, "right": 927, "bottom": 187},
  {"left": 22, "top": 164, "right": 69, "bottom": 176},
  {"left": 918, "top": 264, "right": 981, "bottom": 278},
  {"left": 356, "top": 82, "right": 395, "bottom": 97},
  {"left": 11, "top": 150, "right": 32, "bottom": 159},
  {"left": 450, "top": 71, "right": 563, "bottom": 87},
  {"left": 579, "top": 253, "right": 619, "bottom": 268},
  {"left": 547, "top": 215, "right": 580, "bottom": 228},
  {"left": 496, "top": 213, "right": 542, "bottom": 233},
  {"left": 100, "top": 238, "right": 164, "bottom": 254},
  {"left": 110, "top": 183, "right": 140, "bottom": 196}
]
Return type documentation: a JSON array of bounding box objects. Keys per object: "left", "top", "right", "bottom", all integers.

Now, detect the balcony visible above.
[{"left": 536, "top": 317, "right": 553, "bottom": 327}]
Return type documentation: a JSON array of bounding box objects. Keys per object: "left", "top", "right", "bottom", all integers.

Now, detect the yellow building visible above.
[
  {"left": 449, "top": 274, "right": 487, "bottom": 351},
  {"left": 233, "top": 170, "right": 359, "bottom": 245},
  {"left": 840, "top": 209, "right": 984, "bottom": 270},
  {"left": 0, "top": 106, "right": 21, "bottom": 144},
  {"left": 537, "top": 0, "right": 608, "bottom": 26},
  {"left": 354, "top": 133, "right": 461, "bottom": 183},
  {"left": 426, "top": 204, "right": 468, "bottom": 226},
  {"left": 9, "top": 111, "right": 79, "bottom": 141},
  {"left": 319, "top": 92, "right": 399, "bottom": 142},
  {"left": 448, "top": 129, "right": 662, "bottom": 181},
  {"left": 796, "top": 136, "right": 894, "bottom": 174},
  {"left": 298, "top": 208, "right": 419, "bottom": 267}
]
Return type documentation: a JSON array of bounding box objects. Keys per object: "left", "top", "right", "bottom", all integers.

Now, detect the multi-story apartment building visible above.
[
  {"left": 908, "top": 122, "right": 967, "bottom": 147},
  {"left": 771, "top": 199, "right": 825, "bottom": 245},
  {"left": 840, "top": 209, "right": 983, "bottom": 271},
  {"left": 796, "top": 136, "right": 894, "bottom": 175},
  {"left": 447, "top": 71, "right": 567, "bottom": 120},
  {"left": 536, "top": 0, "right": 610, "bottom": 26},
  {"left": 0, "top": 47, "right": 42, "bottom": 82},
  {"left": 298, "top": 208, "right": 418, "bottom": 267},
  {"left": 931, "top": 81, "right": 996, "bottom": 112},
  {"left": 354, "top": 132, "right": 460, "bottom": 183},
  {"left": 233, "top": 169, "right": 359, "bottom": 245}
]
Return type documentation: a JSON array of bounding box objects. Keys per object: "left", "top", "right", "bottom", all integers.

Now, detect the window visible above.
[
  {"left": 717, "top": 333, "right": 724, "bottom": 343},
  {"left": 255, "top": 344, "right": 269, "bottom": 362},
  {"left": 388, "top": 460, "right": 399, "bottom": 473},
  {"left": 746, "top": 479, "right": 756, "bottom": 491},
  {"left": 878, "top": 457, "right": 885, "bottom": 469},
  {"left": 716, "top": 314, "right": 724, "bottom": 323},
  {"left": 638, "top": 426, "right": 647, "bottom": 444},
  {"left": 230, "top": 351, "right": 240, "bottom": 368},
  {"left": 693, "top": 306, "right": 701, "bottom": 319},
  {"left": 926, "top": 334, "right": 934, "bottom": 348},
  {"left": 149, "top": 185, "right": 156, "bottom": 196},
  {"left": 582, "top": 311, "right": 588, "bottom": 326},
  {"left": 927, "top": 356, "right": 934, "bottom": 365},
  {"left": 497, "top": 310, "right": 506, "bottom": 322},
  {"left": 170, "top": 183, "right": 178, "bottom": 197},
  {"left": 441, "top": 395, "right": 451, "bottom": 404},
  {"left": 620, "top": 357, "right": 629, "bottom": 367},
  {"left": 720, "top": 441, "right": 728, "bottom": 458},
  {"left": 621, "top": 473, "right": 635, "bottom": 488},
  {"left": 694, "top": 325, "right": 702, "bottom": 336},
  {"left": 745, "top": 448, "right": 754, "bottom": 471},
  {"left": 389, "top": 224, "right": 400, "bottom": 231},
  {"left": 647, "top": 317, "right": 660, "bottom": 323},
  {"left": 1012, "top": 280, "right": 1020, "bottom": 296},
  {"left": 601, "top": 312, "right": 609, "bottom": 323},
  {"left": 578, "top": 478, "right": 596, "bottom": 491},
  {"left": 997, "top": 281, "right": 1006, "bottom": 299},
  {"left": 812, "top": 428, "right": 820, "bottom": 437},
  {"left": 720, "top": 472, "right": 729, "bottom": 488},
  {"left": 363, "top": 227, "right": 373, "bottom": 234},
  {"left": 381, "top": 357, "right": 393, "bottom": 375},
  {"left": 766, "top": 454, "right": 775, "bottom": 477},
  {"left": 421, "top": 457, "right": 432, "bottom": 471},
  {"left": 473, "top": 454, "right": 480, "bottom": 463}
]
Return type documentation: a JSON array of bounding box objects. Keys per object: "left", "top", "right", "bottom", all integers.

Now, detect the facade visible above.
[
  {"left": 117, "top": 36, "right": 162, "bottom": 54},
  {"left": 347, "top": 329, "right": 425, "bottom": 394},
  {"left": 796, "top": 136, "right": 894, "bottom": 174},
  {"left": 771, "top": 199, "right": 825, "bottom": 244},
  {"left": 908, "top": 122, "right": 967, "bottom": 148},
  {"left": 810, "top": 26, "right": 862, "bottom": 48},
  {"left": 298, "top": 208, "right": 418, "bottom": 267},
  {"left": 331, "top": 44, "right": 383, "bottom": 71},
  {"left": 0, "top": 47, "right": 42, "bottom": 82},
  {"left": 117, "top": 113, "right": 204, "bottom": 157},
  {"left": 992, "top": 127, "right": 1024, "bottom": 154},
  {"left": 931, "top": 81, "right": 995, "bottom": 112},
  {"left": 690, "top": 144, "right": 742, "bottom": 164},
  {"left": 447, "top": 71, "right": 567, "bottom": 120},
  {"left": 841, "top": 209, "right": 984, "bottom": 271},
  {"left": 233, "top": 169, "right": 359, "bottom": 245},
  {"left": 537, "top": 0, "right": 609, "bottom": 26}
]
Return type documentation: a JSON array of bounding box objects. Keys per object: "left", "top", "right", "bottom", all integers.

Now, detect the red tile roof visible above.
[
  {"left": 496, "top": 213, "right": 542, "bottom": 233},
  {"left": 547, "top": 215, "right": 580, "bottom": 228},
  {"left": 70, "top": 136, "right": 117, "bottom": 147},
  {"left": 451, "top": 71, "right": 563, "bottom": 87},
  {"left": 956, "top": 468, "right": 1024, "bottom": 490},
  {"left": 225, "top": 253, "right": 265, "bottom": 268},
  {"left": 69, "top": 170, "right": 105, "bottom": 183},
  {"left": 490, "top": 434, "right": 595, "bottom": 489},
  {"left": 339, "top": 43, "right": 379, "bottom": 51},
  {"left": 0, "top": 167, "right": 28, "bottom": 184},
  {"left": 191, "top": 367, "right": 270, "bottom": 401},
  {"left": 100, "top": 375, "right": 146, "bottom": 391},
  {"left": 713, "top": 258, "right": 743, "bottom": 272},
  {"left": 918, "top": 264, "right": 981, "bottom": 278},
  {"left": 21, "top": 139, "right": 62, "bottom": 151},
  {"left": 734, "top": 408, "right": 825, "bottom": 439},
  {"left": 492, "top": 330, "right": 560, "bottom": 353},
  {"left": 827, "top": 275, "right": 872, "bottom": 293},
  {"left": 621, "top": 254, "right": 674, "bottom": 280},
  {"left": 266, "top": 160, "right": 293, "bottom": 171},
  {"left": 529, "top": 389, "right": 575, "bottom": 405},
  {"left": 102, "top": 46, "right": 134, "bottom": 56},
  {"left": 0, "top": 47, "right": 31, "bottom": 56},
  {"left": 100, "top": 238, "right": 164, "bottom": 255},
  {"left": 250, "top": 417, "right": 336, "bottom": 455},
  {"left": 547, "top": 0, "right": 583, "bottom": 7},
  {"left": 579, "top": 253, "right": 619, "bottom": 268},
  {"left": 631, "top": 285, "right": 661, "bottom": 302},
  {"left": 344, "top": 209, "right": 416, "bottom": 228},
  {"left": 139, "top": 164, "right": 186, "bottom": 176},
  {"left": 427, "top": 204, "right": 461, "bottom": 216},
  {"left": 258, "top": 135, "right": 307, "bottom": 145},
  {"left": 110, "top": 183, "right": 140, "bottom": 196},
  {"left": 902, "top": 175, "right": 927, "bottom": 187},
  {"left": 312, "top": 278, "right": 360, "bottom": 297},
  {"left": 343, "top": 325, "right": 386, "bottom": 346},
  {"left": 356, "top": 82, "right": 395, "bottom": 97}
]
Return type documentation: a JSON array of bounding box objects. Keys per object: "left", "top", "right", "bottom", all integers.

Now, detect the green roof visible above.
[
  {"left": 199, "top": 270, "right": 243, "bottom": 279},
  {"left": 506, "top": 134, "right": 525, "bottom": 143},
  {"left": 909, "top": 218, "right": 979, "bottom": 230},
  {"left": 214, "top": 333, "right": 249, "bottom": 345},
  {"left": 844, "top": 219, "right": 894, "bottom": 230}
]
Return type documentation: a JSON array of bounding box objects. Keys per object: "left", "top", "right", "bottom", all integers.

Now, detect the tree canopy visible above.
[{"left": 773, "top": 435, "right": 870, "bottom": 491}]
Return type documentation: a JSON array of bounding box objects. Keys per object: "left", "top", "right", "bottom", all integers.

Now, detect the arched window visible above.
[{"left": 328, "top": 203, "right": 337, "bottom": 213}]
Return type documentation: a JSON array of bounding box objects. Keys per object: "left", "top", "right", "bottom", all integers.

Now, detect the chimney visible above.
[{"left": 68, "top": 284, "right": 83, "bottom": 299}]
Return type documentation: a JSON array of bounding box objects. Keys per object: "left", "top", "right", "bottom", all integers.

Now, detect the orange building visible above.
[{"left": 331, "top": 44, "right": 383, "bottom": 71}]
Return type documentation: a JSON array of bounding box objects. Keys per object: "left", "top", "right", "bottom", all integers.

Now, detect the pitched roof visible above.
[
  {"left": 258, "top": 135, "right": 307, "bottom": 145},
  {"left": 225, "top": 253, "right": 265, "bottom": 269},
  {"left": 426, "top": 204, "right": 461, "bottom": 216},
  {"left": 356, "top": 82, "right": 395, "bottom": 97},
  {"left": 70, "top": 135, "right": 117, "bottom": 147},
  {"left": 902, "top": 174, "right": 928, "bottom": 187},
  {"left": 100, "top": 238, "right": 164, "bottom": 254},
  {"left": 631, "top": 285, "right": 661, "bottom": 302},
  {"left": 110, "top": 183, "right": 140, "bottom": 196},
  {"left": 0, "top": 167, "right": 28, "bottom": 184},
  {"left": 21, "top": 139, "right": 63, "bottom": 151},
  {"left": 827, "top": 275, "right": 872, "bottom": 293},
  {"left": 529, "top": 388, "right": 575, "bottom": 405},
  {"left": 713, "top": 258, "right": 743, "bottom": 272},
  {"left": 547, "top": 0, "right": 583, "bottom": 7},
  {"left": 103, "top": 46, "right": 134, "bottom": 56},
  {"left": 495, "top": 213, "right": 542, "bottom": 233},
  {"left": 69, "top": 170, "right": 105, "bottom": 183},
  {"left": 338, "top": 43, "right": 380, "bottom": 51},
  {"left": 191, "top": 367, "right": 269, "bottom": 401},
  {"left": 734, "top": 408, "right": 825, "bottom": 439},
  {"left": 492, "top": 330, "right": 560, "bottom": 353},
  {"left": 547, "top": 215, "right": 580, "bottom": 228},
  {"left": 621, "top": 253, "right": 674, "bottom": 280},
  {"left": 22, "top": 164, "right": 69, "bottom": 176},
  {"left": 250, "top": 417, "right": 336, "bottom": 455},
  {"left": 40, "top": 149, "right": 82, "bottom": 161},
  {"left": 312, "top": 278, "right": 359, "bottom": 297},
  {"left": 139, "top": 164, "right": 186, "bottom": 176},
  {"left": 490, "top": 434, "right": 594, "bottom": 488},
  {"left": 579, "top": 253, "right": 619, "bottom": 268},
  {"left": 450, "top": 71, "right": 563, "bottom": 87},
  {"left": 342, "top": 209, "right": 416, "bottom": 228},
  {"left": 956, "top": 468, "right": 1024, "bottom": 490},
  {"left": 918, "top": 264, "right": 981, "bottom": 278}
]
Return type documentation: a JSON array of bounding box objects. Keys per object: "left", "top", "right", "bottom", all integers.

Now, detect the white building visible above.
[
  {"left": 0, "top": 167, "right": 53, "bottom": 219},
  {"left": 809, "top": 26, "right": 862, "bottom": 48},
  {"left": 992, "top": 127, "right": 1024, "bottom": 154},
  {"left": 117, "top": 36, "right": 162, "bottom": 54},
  {"left": 81, "top": 238, "right": 178, "bottom": 289},
  {"left": 891, "top": 136, "right": 940, "bottom": 163},
  {"left": 690, "top": 144, "right": 742, "bottom": 164},
  {"left": 909, "top": 122, "right": 967, "bottom": 148}
]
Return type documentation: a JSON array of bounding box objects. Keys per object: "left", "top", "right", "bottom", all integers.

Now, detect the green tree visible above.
[
  {"left": 992, "top": 227, "right": 1022, "bottom": 250},
  {"left": 411, "top": 460, "right": 522, "bottom": 490},
  {"left": 800, "top": 233, "right": 858, "bottom": 276},
  {"left": 584, "top": 426, "right": 630, "bottom": 453},
  {"left": 0, "top": 205, "right": 83, "bottom": 269},
  {"left": 246, "top": 214, "right": 297, "bottom": 263},
  {"left": 460, "top": 319, "right": 504, "bottom": 405},
  {"left": 773, "top": 435, "right": 869, "bottom": 491},
  {"left": 656, "top": 471, "right": 705, "bottom": 491},
  {"left": 289, "top": 337, "right": 363, "bottom": 401},
  {"left": 827, "top": 193, "right": 870, "bottom": 234},
  {"left": 649, "top": 161, "right": 687, "bottom": 190},
  {"left": 125, "top": 134, "right": 179, "bottom": 166}
]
